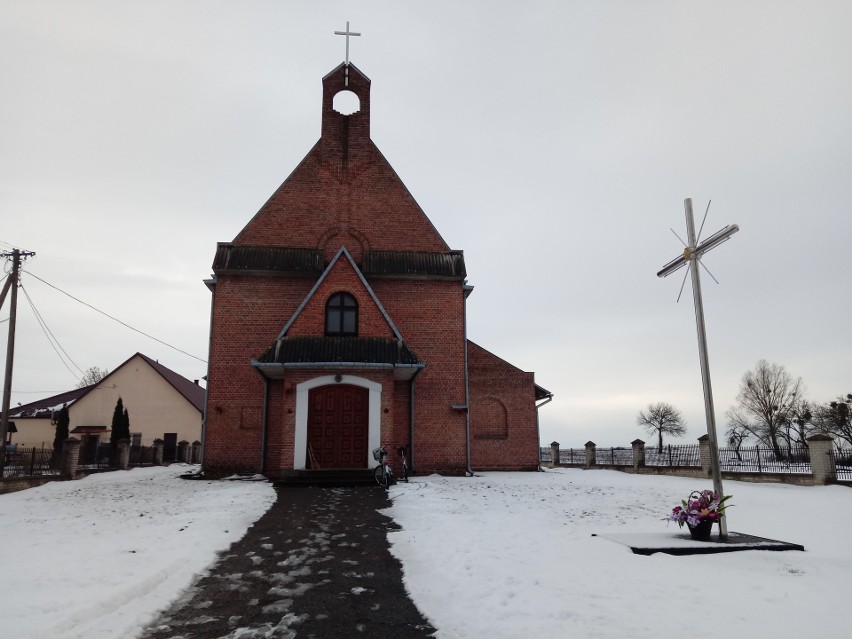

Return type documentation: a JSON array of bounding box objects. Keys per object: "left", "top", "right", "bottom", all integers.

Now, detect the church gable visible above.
[
  {"left": 232, "top": 63, "right": 451, "bottom": 258},
  {"left": 283, "top": 248, "right": 399, "bottom": 340}
]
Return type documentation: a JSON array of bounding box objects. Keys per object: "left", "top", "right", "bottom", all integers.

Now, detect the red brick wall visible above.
[
  {"left": 468, "top": 341, "right": 540, "bottom": 471},
  {"left": 204, "top": 275, "right": 314, "bottom": 475},
  {"left": 285, "top": 255, "right": 395, "bottom": 338}
]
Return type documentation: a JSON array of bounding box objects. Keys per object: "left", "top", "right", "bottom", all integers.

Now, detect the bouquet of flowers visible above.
[{"left": 667, "top": 489, "right": 732, "bottom": 528}]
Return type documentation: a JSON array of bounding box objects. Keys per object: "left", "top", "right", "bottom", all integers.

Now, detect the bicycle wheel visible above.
[{"left": 374, "top": 464, "right": 387, "bottom": 488}]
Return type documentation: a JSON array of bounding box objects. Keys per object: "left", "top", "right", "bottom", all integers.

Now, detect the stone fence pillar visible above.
[
  {"left": 177, "top": 440, "right": 190, "bottom": 463},
  {"left": 550, "top": 441, "right": 560, "bottom": 467},
  {"left": 191, "top": 440, "right": 202, "bottom": 464},
  {"left": 585, "top": 441, "right": 596, "bottom": 467},
  {"left": 631, "top": 439, "right": 646, "bottom": 469},
  {"left": 116, "top": 439, "right": 130, "bottom": 470},
  {"left": 152, "top": 439, "right": 164, "bottom": 466},
  {"left": 807, "top": 434, "right": 836, "bottom": 485},
  {"left": 61, "top": 438, "right": 80, "bottom": 479},
  {"left": 698, "top": 435, "right": 712, "bottom": 476}
]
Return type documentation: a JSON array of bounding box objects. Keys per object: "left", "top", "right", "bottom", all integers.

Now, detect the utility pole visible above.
[{"left": 1, "top": 249, "right": 35, "bottom": 474}]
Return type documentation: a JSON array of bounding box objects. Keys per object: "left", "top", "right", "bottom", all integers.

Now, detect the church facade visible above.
[{"left": 202, "top": 62, "right": 551, "bottom": 478}]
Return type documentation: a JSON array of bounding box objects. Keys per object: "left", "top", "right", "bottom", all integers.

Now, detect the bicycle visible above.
[{"left": 373, "top": 445, "right": 393, "bottom": 488}]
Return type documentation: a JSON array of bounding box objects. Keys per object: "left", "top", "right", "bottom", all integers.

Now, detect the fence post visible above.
[
  {"left": 61, "top": 438, "right": 81, "bottom": 480},
  {"left": 192, "top": 440, "right": 202, "bottom": 464},
  {"left": 698, "top": 435, "right": 712, "bottom": 476},
  {"left": 152, "top": 439, "right": 164, "bottom": 466},
  {"left": 807, "top": 434, "right": 836, "bottom": 485},
  {"left": 177, "top": 440, "right": 190, "bottom": 463},
  {"left": 631, "top": 439, "right": 645, "bottom": 469},
  {"left": 585, "top": 441, "right": 596, "bottom": 467},
  {"left": 550, "top": 441, "right": 560, "bottom": 467},
  {"left": 116, "top": 439, "right": 130, "bottom": 470}
]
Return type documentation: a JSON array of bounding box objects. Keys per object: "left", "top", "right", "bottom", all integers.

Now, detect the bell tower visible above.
[{"left": 318, "top": 62, "right": 371, "bottom": 180}]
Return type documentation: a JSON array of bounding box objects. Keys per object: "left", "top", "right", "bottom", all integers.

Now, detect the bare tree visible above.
[
  {"left": 726, "top": 360, "right": 804, "bottom": 460},
  {"left": 814, "top": 393, "right": 852, "bottom": 446},
  {"left": 725, "top": 423, "right": 749, "bottom": 461},
  {"left": 76, "top": 366, "right": 109, "bottom": 389},
  {"left": 783, "top": 399, "right": 815, "bottom": 447},
  {"left": 636, "top": 402, "right": 687, "bottom": 453}
]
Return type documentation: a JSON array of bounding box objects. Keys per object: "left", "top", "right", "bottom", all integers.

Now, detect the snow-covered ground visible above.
[
  {"left": 2, "top": 465, "right": 849, "bottom": 638},
  {"left": 386, "top": 469, "right": 852, "bottom": 639},
  {"left": 0, "top": 465, "right": 275, "bottom": 639}
]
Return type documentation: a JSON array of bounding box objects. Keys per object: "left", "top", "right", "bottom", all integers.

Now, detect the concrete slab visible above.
[{"left": 595, "top": 530, "right": 805, "bottom": 556}]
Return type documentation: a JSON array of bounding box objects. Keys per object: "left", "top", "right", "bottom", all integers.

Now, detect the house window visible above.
[{"left": 325, "top": 292, "right": 358, "bottom": 336}]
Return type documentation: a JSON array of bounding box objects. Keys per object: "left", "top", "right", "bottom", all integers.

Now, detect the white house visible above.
[{"left": 8, "top": 353, "right": 204, "bottom": 462}]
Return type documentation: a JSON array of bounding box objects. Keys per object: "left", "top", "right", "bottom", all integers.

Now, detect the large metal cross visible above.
[{"left": 657, "top": 198, "right": 739, "bottom": 538}]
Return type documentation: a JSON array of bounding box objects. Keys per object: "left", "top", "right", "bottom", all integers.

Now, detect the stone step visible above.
[{"left": 274, "top": 469, "right": 378, "bottom": 488}]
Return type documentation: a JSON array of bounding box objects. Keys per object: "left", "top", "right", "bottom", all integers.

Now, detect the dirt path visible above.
[{"left": 142, "top": 486, "right": 435, "bottom": 639}]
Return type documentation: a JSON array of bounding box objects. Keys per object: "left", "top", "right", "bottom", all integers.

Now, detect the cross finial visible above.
[{"left": 334, "top": 21, "right": 361, "bottom": 67}]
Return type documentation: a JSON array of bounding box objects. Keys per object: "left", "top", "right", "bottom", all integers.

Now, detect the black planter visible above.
[{"left": 687, "top": 518, "right": 715, "bottom": 541}]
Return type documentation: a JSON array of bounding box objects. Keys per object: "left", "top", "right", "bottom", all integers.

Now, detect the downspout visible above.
[
  {"left": 200, "top": 276, "right": 217, "bottom": 470},
  {"left": 408, "top": 366, "right": 423, "bottom": 474},
  {"left": 463, "top": 283, "right": 474, "bottom": 477},
  {"left": 535, "top": 394, "right": 554, "bottom": 471},
  {"left": 257, "top": 372, "right": 270, "bottom": 476}
]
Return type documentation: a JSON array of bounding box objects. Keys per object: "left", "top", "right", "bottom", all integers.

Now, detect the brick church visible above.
[{"left": 202, "top": 61, "right": 552, "bottom": 478}]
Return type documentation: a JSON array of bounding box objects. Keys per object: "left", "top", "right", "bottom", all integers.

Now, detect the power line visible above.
[
  {"left": 0, "top": 239, "right": 34, "bottom": 254},
  {"left": 9, "top": 389, "right": 75, "bottom": 394},
  {"left": 23, "top": 269, "right": 207, "bottom": 364},
  {"left": 20, "top": 284, "right": 85, "bottom": 381}
]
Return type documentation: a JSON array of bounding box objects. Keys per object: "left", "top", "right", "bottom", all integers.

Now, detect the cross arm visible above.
[
  {"left": 657, "top": 224, "right": 739, "bottom": 279},
  {"left": 657, "top": 253, "right": 688, "bottom": 279},
  {"left": 694, "top": 224, "right": 739, "bottom": 259}
]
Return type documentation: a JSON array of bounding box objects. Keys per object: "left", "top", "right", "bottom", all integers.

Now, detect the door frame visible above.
[{"left": 294, "top": 375, "right": 381, "bottom": 470}]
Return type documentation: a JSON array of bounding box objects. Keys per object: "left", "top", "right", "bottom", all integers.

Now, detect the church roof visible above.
[
  {"left": 364, "top": 250, "right": 466, "bottom": 279},
  {"left": 212, "top": 244, "right": 322, "bottom": 276},
  {"left": 212, "top": 244, "right": 466, "bottom": 280},
  {"left": 252, "top": 336, "right": 424, "bottom": 381},
  {"left": 535, "top": 384, "right": 554, "bottom": 401}
]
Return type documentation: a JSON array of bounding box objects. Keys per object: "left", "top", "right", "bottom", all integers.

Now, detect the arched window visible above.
[{"left": 325, "top": 292, "right": 358, "bottom": 336}]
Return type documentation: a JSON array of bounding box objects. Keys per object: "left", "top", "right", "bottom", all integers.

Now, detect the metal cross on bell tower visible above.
[
  {"left": 657, "top": 198, "right": 739, "bottom": 538},
  {"left": 334, "top": 21, "right": 361, "bottom": 87}
]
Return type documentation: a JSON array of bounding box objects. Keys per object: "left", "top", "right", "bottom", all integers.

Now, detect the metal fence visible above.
[
  {"left": 836, "top": 448, "right": 852, "bottom": 481},
  {"left": 76, "top": 443, "right": 112, "bottom": 471},
  {"left": 539, "top": 447, "right": 587, "bottom": 465},
  {"left": 129, "top": 445, "right": 156, "bottom": 466},
  {"left": 645, "top": 444, "right": 701, "bottom": 467},
  {"left": 2, "top": 447, "right": 60, "bottom": 478},
  {"left": 718, "top": 444, "right": 811, "bottom": 474},
  {"left": 559, "top": 448, "right": 586, "bottom": 465},
  {"left": 593, "top": 447, "right": 633, "bottom": 465}
]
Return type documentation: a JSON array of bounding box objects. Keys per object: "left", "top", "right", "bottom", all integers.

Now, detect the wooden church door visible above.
[{"left": 307, "top": 384, "right": 369, "bottom": 469}]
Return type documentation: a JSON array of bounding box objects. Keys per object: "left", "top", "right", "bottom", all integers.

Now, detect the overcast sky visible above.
[{"left": 2, "top": 1, "right": 850, "bottom": 447}]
